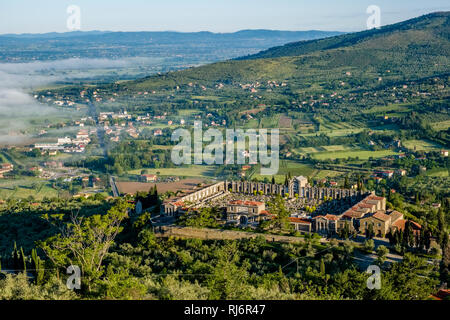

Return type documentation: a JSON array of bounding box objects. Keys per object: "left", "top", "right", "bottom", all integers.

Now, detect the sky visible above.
[{"left": 0, "top": 0, "right": 449, "bottom": 34}]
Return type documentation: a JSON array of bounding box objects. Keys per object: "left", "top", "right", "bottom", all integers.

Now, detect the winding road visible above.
[{"left": 109, "top": 176, "right": 120, "bottom": 197}]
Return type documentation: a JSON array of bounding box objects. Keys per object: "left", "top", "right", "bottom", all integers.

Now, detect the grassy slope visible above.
[
  {"left": 241, "top": 12, "right": 450, "bottom": 60},
  {"left": 117, "top": 12, "right": 449, "bottom": 92}
]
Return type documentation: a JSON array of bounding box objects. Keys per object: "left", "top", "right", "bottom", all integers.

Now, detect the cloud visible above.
[
  {"left": 0, "top": 58, "right": 159, "bottom": 145},
  {"left": 0, "top": 70, "right": 59, "bottom": 145},
  {"left": 0, "top": 89, "right": 55, "bottom": 145},
  {"left": 0, "top": 57, "right": 160, "bottom": 77}
]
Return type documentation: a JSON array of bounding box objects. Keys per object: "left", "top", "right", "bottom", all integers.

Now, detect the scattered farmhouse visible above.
[
  {"left": 0, "top": 163, "right": 14, "bottom": 178},
  {"left": 34, "top": 130, "right": 91, "bottom": 153},
  {"left": 140, "top": 174, "right": 158, "bottom": 183}
]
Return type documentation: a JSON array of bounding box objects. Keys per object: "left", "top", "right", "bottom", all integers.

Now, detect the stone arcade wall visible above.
[
  {"left": 179, "top": 181, "right": 226, "bottom": 203},
  {"left": 163, "top": 181, "right": 226, "bottom": 215},
  {"left": 226, "top": 180, "right": 363, "bottom": 201},
  {"left": 162, "top": 179, "right": 363, "bottom": 215}
]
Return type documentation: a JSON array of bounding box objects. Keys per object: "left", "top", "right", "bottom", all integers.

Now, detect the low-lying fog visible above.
[{"left": 0, "top": 57, "right": 162, "bottom": 145}]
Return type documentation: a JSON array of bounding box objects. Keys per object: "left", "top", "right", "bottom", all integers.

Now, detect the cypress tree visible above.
[
  {"left": 407, "top": 222, "right": 415, "bottom": 248},
  {"left": 415, "top": 233, "right": 420, "bottom": 249},
  {"left": 20, "top": 247, "right": 26, "bottom": 273},
  {"left": 31, "top": 248, "right": 45, "bottom": 285},
  {"left": 344, "top": 176, "right": 349, "bottom": 189},
  {"left": 387, "top": 231, "right": 394, "bottom": 245},
  {"left": 425, "top": 228, "right": 432, "bottom": 251},
  {"left": 437, "top": 209, "right": 446, "bottom": 249},
  {"left": 366, "top": 223, "right": 375, "bottom": 239},
  {"left": 12, "top": 242, "right": 20, "bottom": 272},
  {"left": 320, "top": 259, "right": 325, "bottom": 275},
  {"left": 344, "top": 222, "right": 350, "bottom": 239},
  {"left": 442, "top": 231, "right": 449, "bottom": 258},
  {"left": 419, "top": 228, "right": 425, "bottom": 251},
  {"left": 397, "top": 229, "right": 403, "bottom": 246}
]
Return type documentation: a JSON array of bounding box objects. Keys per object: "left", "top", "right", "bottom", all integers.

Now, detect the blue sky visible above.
[{"left": 1, "top": 0, "right": 449, "bottom": 34}]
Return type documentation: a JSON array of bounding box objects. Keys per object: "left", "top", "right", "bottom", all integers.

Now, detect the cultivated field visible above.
[
  {"left": 426, "top": 168, "right": 449, "bottom": 177},
  {"left": 279, "top": 115, "right": 293, "bottom": 128},
  {"left": 297, "top": 144, "right": 355, "bottom": 155},
  {"left": 362, "top": 103, "right": 412, "bottom": 115},
  {"left": 402, "top": 139, "right": 445, "bottom": 151},
  {"left": 313, "top": 170, "right": 344, "bottom": 180},
  {"left": 116, "top": 178, "right": 207, "bottom": 195},
  {"left": 431, "top": 120, "right": 450, "bottom": 131},
  {"left": 127, "top": 165, "right": 216, "bottom": 177},
  {"left": 252, "top": 160, "right": 316, "bottom": 183},
  {"left": 311, "top": 149, "right": 399, "bottom": 161},
  {"left": 0, "top": 179, "right": 58, "bottom": 200}
]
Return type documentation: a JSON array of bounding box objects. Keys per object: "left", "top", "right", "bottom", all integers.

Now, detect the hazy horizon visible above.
[
  {"left": 0, "top": 29, "right": 345, "bottom": 37},
  {"left": 1, "top": 0, "right": 449, "bottom": 35}
]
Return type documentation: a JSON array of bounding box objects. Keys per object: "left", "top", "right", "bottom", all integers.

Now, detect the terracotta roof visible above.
[
  {"left": 324, "top": 214, "right": 339, "bottom": 221},
  {"left": 392, "top": 220, "right": 421, "bottom": 233},
  {"left": 229, "top": 200, "right": 264, "bottom": 207},
  {"left": 289, "top": 217, "right": 312, "bottom": 224},
  {"left": 410, "top": 221, "right": 422, "bottom": 230},
  {"left": 358, "top": 204, "right": 376, "bottom": 209},
  {"left": 431, "top": 289, "right": 450, "bottom": 300},
  {"left": 372, "top": 211, "right": 391, "bottom": 222},
  {"left": 365, "top": 200, "right": 382, "bottom": 205},
  {"left": 392, "top": 219, "right": 406, "bottom": 230},
  {"left": 343, "top": 210, "right": 365, "bottom": 219},
  {"left": 367, "top": 196, "right": 385, "bottom": 201},
  {"left": 389, "top": 210, "right": 404, "bottom": 222}
]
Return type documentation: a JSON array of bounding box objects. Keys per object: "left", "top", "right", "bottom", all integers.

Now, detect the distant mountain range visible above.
[
  {"left": 0, "top": 31, "right": 110, "bottom": 39},
  {"left": 0, "top": 29, "right": 343, "bottom": 40}
]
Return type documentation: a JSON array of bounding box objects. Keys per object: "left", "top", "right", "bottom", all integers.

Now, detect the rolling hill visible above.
[
  {"left": 239, "top": 12, "right": 450, "bottom": 60},
  {"left": 116, "top": 12, "right": 449, "bottom": 92}
]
